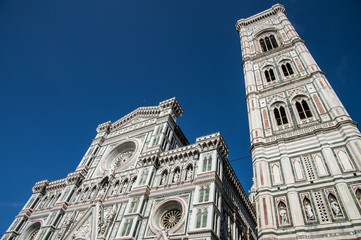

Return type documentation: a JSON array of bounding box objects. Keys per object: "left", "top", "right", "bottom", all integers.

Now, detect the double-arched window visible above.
[
  {"left": 264, "top": 68, "right": 276, "bottom": 82},
  {"left": 196, "top": 209, "right": 208, "bottom": 228},
  {"left": 273, "top": 106, "right": 288, "bottom": 126},
  {"left": 295, "top": 100, "right": 312, "bottom": 120},
  {"left": 260, "top": 35, "right": 279, "bottom": 52},
  {"left": 281, "top": 63, "right": 294, "bottom": 77}
]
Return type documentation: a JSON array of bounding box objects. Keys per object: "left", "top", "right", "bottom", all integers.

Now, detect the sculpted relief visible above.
[{"left": 110, "top": 149, "right": 135, "bottom": 172}]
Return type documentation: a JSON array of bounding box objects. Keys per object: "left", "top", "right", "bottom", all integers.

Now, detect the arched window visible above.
[
  {"left": 196, "top": 209, "right": 208, "bottom": 228},
  {"left": 129, "top": 198, "right": 139, "bottom": 213},
  {"left": 22, "top": 222, "right": 41, "bottom": 240},
  {"left": 270, "top": 35, "right": 278, "bottom": 48},
  {"left": 265, "top": 36, "right": 272, "bottom": 50},
  {"left": 122, "top": 219, "right": 133, "bottom": 236},
  {"left": 259, "top": 34, "right": 279, "bottom": 52},
  {"left": 296, "top": 100, "right": 312, "bottom": 119},
  {"left": 281, "top": 63, "right": 294, "bottom": 77},
  {"left": 139, "top": 169, "right": 149, "bottom": 185},
  {"left": 260, "top": 39, "right": 267, "bottom": 52},
  {"left": 264, "top": 69, "right": 276, "bottom": 82},
  {"left": 199, "top": 185, "right": 210, "bottom": 202},
  {"left": 203, "top": 156, "right": 212, "bottom": 172},
  {"left": 273, "top": 106, "right": 288, "bottom": 126}
]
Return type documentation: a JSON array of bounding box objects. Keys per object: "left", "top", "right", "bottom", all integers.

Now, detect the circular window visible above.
[
  {"left": 149, "top": 198, "right": 186, "bottom": 234},
  {"left": 161, "top": 209, "right": 182, "bottom": 229},
  {"left": 102, "top": 141, "right": 138, "bottom": 172}
]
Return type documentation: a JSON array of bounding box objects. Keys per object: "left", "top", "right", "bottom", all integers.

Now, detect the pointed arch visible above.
[
  {"left": 355, "top": 188, "right": 361, "bottom": 204},
  {"left": 20, "top": 221, "right": 42, "bottom": 240}
]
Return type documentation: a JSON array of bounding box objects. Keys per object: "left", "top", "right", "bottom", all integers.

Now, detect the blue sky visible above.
[{"left": 1, "top": 0, "right": 361, "bottom": 233}]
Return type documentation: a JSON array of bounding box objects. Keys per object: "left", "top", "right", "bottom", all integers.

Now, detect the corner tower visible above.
[{"left": 236, "top": 4, "right": 361, "bottom": 239}]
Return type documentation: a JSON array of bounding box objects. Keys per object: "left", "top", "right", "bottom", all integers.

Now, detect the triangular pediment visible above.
[
  {"left": 109, "top": 106, "right": 161, "bottom": 132},
  {"left": 65, "top": 207, "right": 95, "bottom": 240}
]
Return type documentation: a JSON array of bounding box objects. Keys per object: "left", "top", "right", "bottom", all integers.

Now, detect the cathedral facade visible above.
[
  {"left": 1, "top": 98, "right": 256, "bottom": 240},
  {"left": 236, "top": 4, "right": 361, "bottom": 240}
]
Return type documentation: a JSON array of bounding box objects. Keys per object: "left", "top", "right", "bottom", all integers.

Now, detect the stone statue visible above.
[
  {"left": 161, "top": 173, "right": 167, "bottom": 185},
  {"left": 330, "top": 200, "right": 342, "bottom": 216},
  {"left": 304, "top": 203, "right": 314, "bottom": 220},
  {"left": 279, "top": 209, "right": 288, "bottom": 224},
  {"left": 186, "top": 167, "right": 193, "bottom": 180},
  {"left": 99, "top": 205, "right": 117, "bottom": 236},
  {"left": 173, "top": 170, "right": 180, "bottom": 183},
  {"left": 98, "top": 183, "right": 108, "bottom": 198}
]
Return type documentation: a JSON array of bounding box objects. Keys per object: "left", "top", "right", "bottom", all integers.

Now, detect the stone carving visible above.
[
  {"left": 279, "top": 209, "right": 288, "bottom": 224},
  {"left": 97, "top": 182, "right": 108, "bottom": 198},
  {"left": 112, "top": 150, "right": 134, "bottom": 170},
  {"left": 330, "top": 200, "right": 342, "bottom": 216},
  {"left": 57, "top": 212, "right": 76, "bottom": 239},
  {"left": 99, "top": 205, "right": 117, "bottom": 236},
  {"left": 156, "top": 229, "right": 170, "bottom": 240},
  {"left": 278, "top": 201, "right": 289, "bottom": 225},
  {"left": 161, "top": 210, "right": 181, "bottom": 229},
  {"left": 72, "top": 216, "right": 91, "bottom": 239},
  {"left": 172, "top": 169, "right": 180, "bottom": 183},
  {"left": 304, "top": 202, "right": 314, "bottom": 220},
  {"left": 160, "top": 171, "right": 167, "bottom": 185},
  {"left": 185, "top": 166, "right": 193, "bottom": 180}
]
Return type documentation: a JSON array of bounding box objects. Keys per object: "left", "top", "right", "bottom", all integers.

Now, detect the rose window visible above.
[
  {"left": 149, "top": 198, "right": 186, "bottom": 234},
  {"left": 161, "top": 209, "right": 182, "bottom": 229},
  {"left": 113, "top": 150, "right": 134, "bottom": 169},
  {"left": 103, "top": 141, "right": 137, "bottom": 172}
]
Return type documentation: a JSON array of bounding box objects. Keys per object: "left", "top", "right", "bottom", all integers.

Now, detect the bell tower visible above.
[{"left": 236, "top": 4, "right": 361, "bottom": 239}]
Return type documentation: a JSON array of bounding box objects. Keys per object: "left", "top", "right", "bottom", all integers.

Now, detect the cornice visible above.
[
  {"left": 96, "top": 97, "right": 183, "bottom": 134},
  {"left": 46, "top": 179, "right": 67, "bottom": 191},
  {"left": 32, "top": 180, "right": 50, "bottom": 193},
  {"left": 245, "top": 70, "right": 327, "bottom": 100},
  {"left": 196, "top": 132, "right": 229, "bottom": 159},
  {"left": 250, "top": 120, "right": 359, "bottom": 152},
  {"left": 66, "top": 169, "right": 87, "bottom": 186},
  {"left": 236, "top": 4, "right": 285, "bottom": 32}
]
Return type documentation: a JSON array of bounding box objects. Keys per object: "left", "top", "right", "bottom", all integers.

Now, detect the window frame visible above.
[
  {"left": 279, "top": 61, "right": 296, "bottom": 78},
  {"left": 262, "top": 66, "right": 278, "bottom": 85},
  {"left": 269, "top": 102, "right": 292, "bottom": 132},
  {"left": 291, "top": 96, "right": 318, "bottom": 126},
  {"left": 258, "top": 33, "right": 280, "bottom": 53}
]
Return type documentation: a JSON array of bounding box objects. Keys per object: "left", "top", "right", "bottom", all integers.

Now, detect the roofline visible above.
[{"left": 235, "top": 4, "right": 286, "bottom": 32}]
